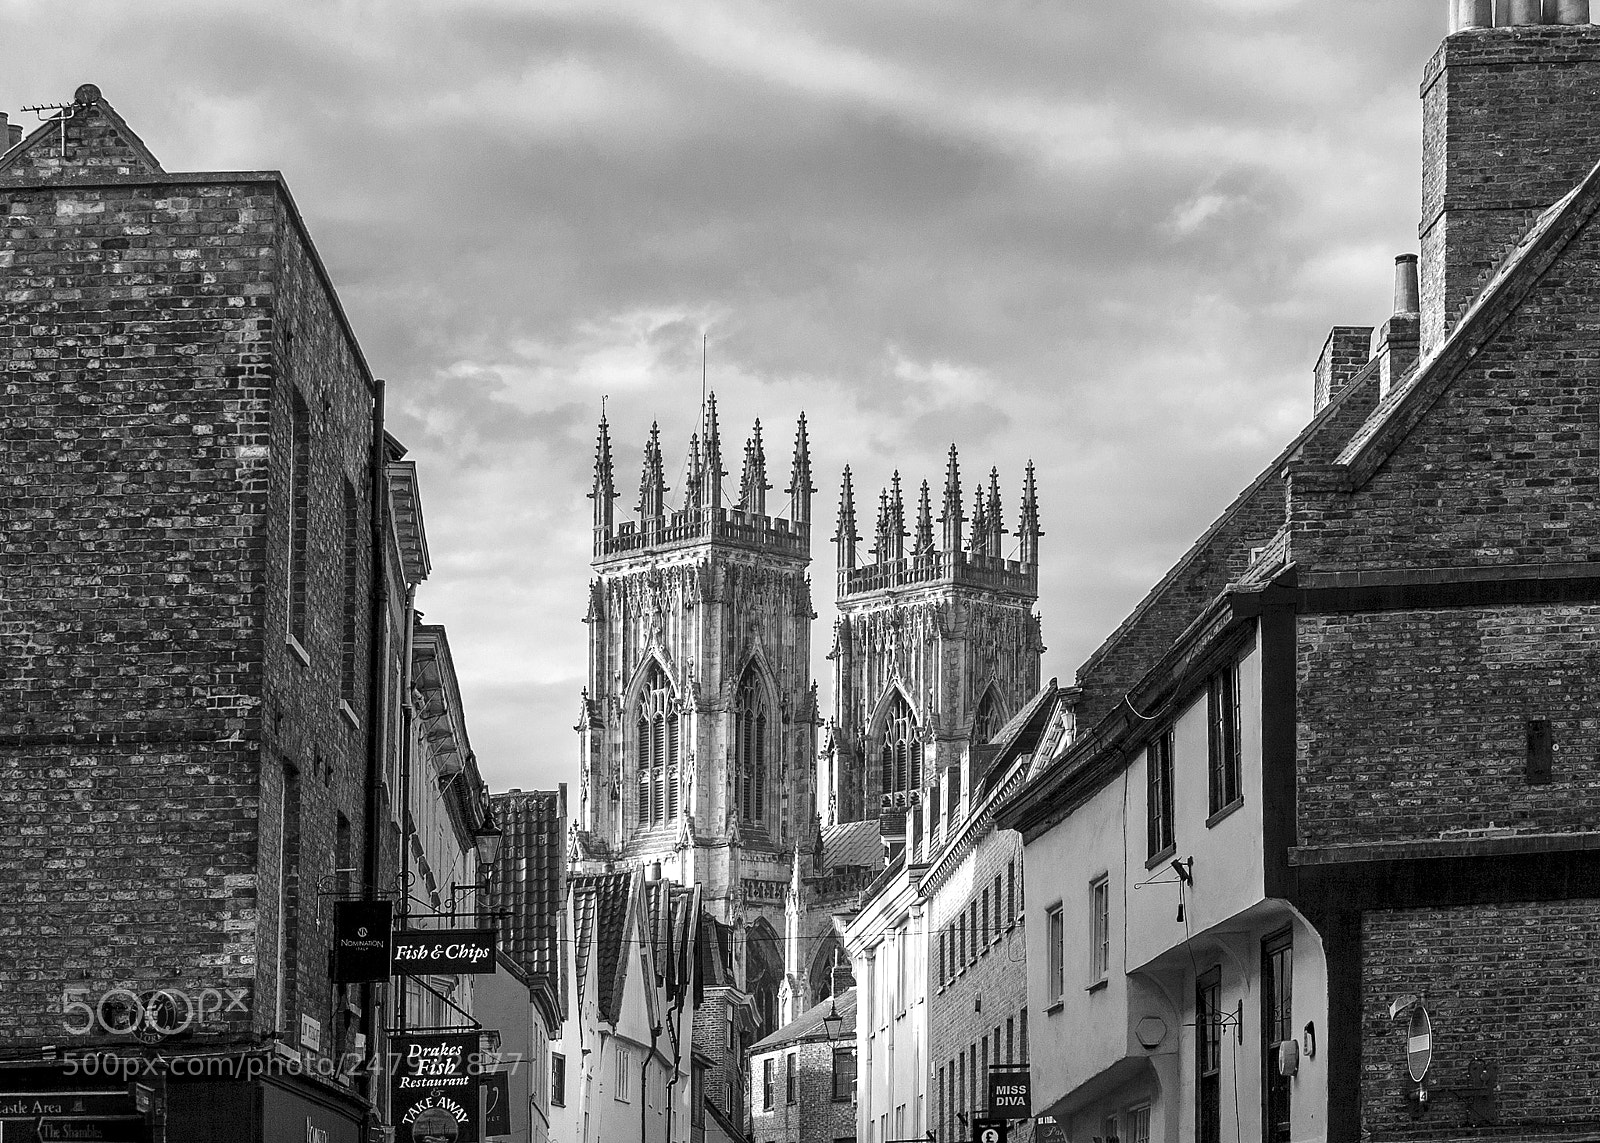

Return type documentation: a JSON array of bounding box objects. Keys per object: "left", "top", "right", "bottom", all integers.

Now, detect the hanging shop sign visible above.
[
  {"left": 391, "top": 929, "right": 498, "bottom": 975},
  {"left": 334, "top": 900, "right": 394, "bottom": 983},
  {"left": 392, "top": 1032, "right": 479, "bottom": 1143},
  {"left": 481, "top": 1071, "right": 512, "bottom": 1138},
  {"left": 988, "top": 1065, "right": 1031, "bottom": 1119}
]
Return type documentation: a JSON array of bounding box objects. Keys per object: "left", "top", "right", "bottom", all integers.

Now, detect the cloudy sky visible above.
[{"left": 6, "top": 0, "right": 1446, "bottom": 793}]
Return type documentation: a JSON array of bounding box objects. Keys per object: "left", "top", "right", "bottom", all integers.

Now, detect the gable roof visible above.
[
  {"left": 750, "top": 989, "right": 858, "bottom": 1054},
  {"left": 487, "top": 789, "right": 565, "bottom": 1004},
  {"left": 0, "top": 86, "right": 162, "bottom": 181},
  {"left": 571, "top": 871, "right": 635, "bottom": 1025}
]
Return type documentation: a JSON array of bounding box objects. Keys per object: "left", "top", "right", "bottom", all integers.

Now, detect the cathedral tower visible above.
[
  {"left": 573, "top": 397, "right": 816, "bottom": 1034},
  {"left": 821, "top": 447, "right": 1044, "bottom": 853}
]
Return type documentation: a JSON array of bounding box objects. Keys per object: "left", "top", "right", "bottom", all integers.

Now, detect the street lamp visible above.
[
  {"left": 475, "top": 809, "right": 503, "bottom": 867},
  {"left": 821, "top": 998, "right": 844, "bottom": 1043}
]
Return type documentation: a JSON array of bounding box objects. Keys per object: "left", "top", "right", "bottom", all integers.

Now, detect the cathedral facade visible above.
[{"left": 570, "top": 395, "right": 1045, "bottom": 1124}]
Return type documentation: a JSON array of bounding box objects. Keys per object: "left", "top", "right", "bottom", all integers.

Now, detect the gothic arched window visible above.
[
  {"left": 734, "top": 668, "right": 769, "bottom": 827},
  {"left": 879, "top": 693, "right": 922, "bottom": 794},
  {"left": 635, "top": 663, "right": 679, "bottom": 826},
  {"left": 973, "top": 688, "right": 1005, "bottom": 747}
]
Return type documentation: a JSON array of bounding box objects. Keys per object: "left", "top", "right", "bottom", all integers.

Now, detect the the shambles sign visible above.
[
  {"left": 391, "top": 929, "right": 498, "bottom": 975},
  {"left": 334, "top": 900, "right": 394, "bottom": 983},
  {"left": 393, "top": 1032, "right": 479, "bottom": 1143}
]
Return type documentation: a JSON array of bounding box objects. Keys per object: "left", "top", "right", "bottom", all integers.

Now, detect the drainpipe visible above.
[
  {"left": 642, "top": 1022, "right": 659, "bottom": 1143},
  {"left": 359, "top": 378, "right": 387, "bottom": 1129},
  {"left": 396, "top": 582, "right": 418, "bottom": 1031}
]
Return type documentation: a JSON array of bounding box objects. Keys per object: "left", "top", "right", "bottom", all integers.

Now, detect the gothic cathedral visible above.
[{"left": 571, "top": 395, "right": 1043, "bottom": 1109}]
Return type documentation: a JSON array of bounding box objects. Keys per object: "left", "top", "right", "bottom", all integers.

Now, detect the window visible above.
[
  {"left": 1020, "top": 1007, "right": 1028, "bottom": 1064},
  {"left": 832, "top": 1048, "right": 856, "bottom": 1102},
  {"left": 973, "top": 688, "right": 1004, "bottom": 746},
  {"left": 1046, "top": 904, "right": 1064, "bottom": 1005},
  {"left": 615, "top": 1047, "right": 631, "bottom": 1102},
  {"left": 956, "top": 1052, "right": 965, "bottom": 1120},
  {"left": 728, "top": 1008, "right": 737, "bottom": 1052},
  {"left": 993, "top": 873, "right": 1003, "bottom": 939},
  {"left": 1263, "top": 933, "right": 1293, "bottom": 1143},
  {"left": 979, "top": 1037, "right": 988, "bottom": 1112},
  {"left": 735, "top": 667, "right": 769, "bottom": 825},
  {"left": 980, "top": 887, "right": 990, "bottom": 952},
  {"left": 551, "top": 1053, "right": 566, "bottom": 1106},
  {"left": 762, "top": 1057, "right": 774, "bottom": 1111},
  {"left": 939, "top": 929, "right": 948, "bottom": 987},
  {"left": 1090, "top": 877, "right": 1110, "bottom": 983},
  {"left": 1007, "top": 860, "right": 1016, "bottom": 926},
  {"left": 958, "top": 913, "right": 967, "bottom": 969},
  {"left": 285, "top": 387, "right": 310, "bottom": 651},
  {"left": 1148, "top": 729, "right": 1175, "bottom": 858},
  {"left": 896, "top": 926, "right": 907, "bottom": 1014},
  {"left": 968, "top": 1044, "right": 977, "bottom": 1115},
  {"left": 969, "top": 901, "right": 979, "bottom": 964},
  {"left": 1126, "top": 1105, "right": 1151, "bottom": 1143},
  {"left": 1005, "top": 1017, "right": 1014, "bottom": 1063},
  {"left": 946, "top": 763, "right": 961, "bottom": 820},
  {"left": 1207, "top": 663, "right": 1242, "bottom": 816},
  {"left": 635, "top": 663, "right": 679, "bottom": 825},
  {"left": 879, "top": 693, "right": 922, "bottom": 795},
  {"left": 339, "top": 478, "right": 359, "bottom": 706},
  {"left": 786, "top": 1052, "right": 797, "bottom": 1104},
  {"left": 1197, "top": 968, "right": 1222, "bottom": 1143},
  {"left": 691, "top": 1066, "right": 703, "bottom": 1126},
  {"left": 1104, "top": 1114, "right": 1122, "bottom": 1143}
]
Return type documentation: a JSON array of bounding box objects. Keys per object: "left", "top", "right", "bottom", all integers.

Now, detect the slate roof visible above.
[
  {"left": 978, "top": 679, "right": 1060, "bottom": 797},
  {"left": 487, "top": 789, "right": 565, "bottom": 1000},
  {"left": 750, "top": 989, "right": 858, "bottom": 1054},
  {"left": 821, "top": 820, "right": 882, "bottom": 870},
  {"left": 644, "top": 877, "right": 700, "bottom": 1006},
  {"left": 571, "top": 871, "right": 635, "bottom": 1025}
]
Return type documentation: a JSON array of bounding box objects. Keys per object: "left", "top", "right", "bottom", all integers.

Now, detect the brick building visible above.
[
  {"left": 748, "top": 989, "right": 858, "bottom": 1143},
  {"left": 0, "top": 84, "right": 509, "bottom": 1142},
  {"left": 1000, "top": 4, "right": 1600, "bottom": 1140},
  {"left": 924, "top": 684, "right": 1069, "bottom": 1143}
]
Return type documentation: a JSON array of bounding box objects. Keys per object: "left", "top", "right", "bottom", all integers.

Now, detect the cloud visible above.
[{"left": 0, "top": 0, "right": 1448, "bottom": 792}]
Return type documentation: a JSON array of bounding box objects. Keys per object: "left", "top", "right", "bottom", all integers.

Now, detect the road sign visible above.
[
  {"left": 1406, "top": 1004, "right": 1433, "bottom": 1083},
  {"left": 974, "top": 1117, "right": 1008, "bottom": 1143}
]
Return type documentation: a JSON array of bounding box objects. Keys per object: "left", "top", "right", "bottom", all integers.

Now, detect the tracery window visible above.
[
  {"left": 879, "top": 693, "right": 922, "bottom": 794},
  {"left": 973, "top": 688, "right": 1004, "bottom": 747},
  {"left": 734, "top": 667, "right": 768, "bottom": 826},
  {"left": 635, "top": 663, "right": 679, "bottom": 826}
]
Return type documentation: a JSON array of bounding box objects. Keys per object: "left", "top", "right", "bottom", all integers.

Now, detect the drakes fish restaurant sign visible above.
[
  {"left": 393, "top": 1032, "right": 479, "bottom": 1143},
  {"left": 391, "top": 929, "right": 498, "bottom": 975}
]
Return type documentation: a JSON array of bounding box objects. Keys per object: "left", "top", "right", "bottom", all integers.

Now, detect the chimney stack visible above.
[
  {"left": 1500, "top": 0, "right": 1547, "bottom": 22},
  {"left": 1453, "top": 0, "right": 1495, "bottom": 28},
  {"left": 1372, "top": 256, "right": 1422, "bottom": 398},
  {"left": 1313, "top": 326, "right": 1374, "bottom": 414}
]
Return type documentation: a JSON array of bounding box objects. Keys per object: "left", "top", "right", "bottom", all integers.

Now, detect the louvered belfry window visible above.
[
  {"left": 735, "top": 668, "right": 768, "bottom": 826},
  {"left": 635, "top": 664, "right": 678, "bottom": 826},
  {"left": 879, "top": 694, "right": 922, "bottom": 794}
]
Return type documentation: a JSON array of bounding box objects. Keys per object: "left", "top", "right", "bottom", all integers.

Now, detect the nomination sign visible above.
[
  {"left": 334, "top": 900, "right": 394, "bottom": 983},
  {"left": 391, "top": 929, "right": 499, "bottom": 975}
]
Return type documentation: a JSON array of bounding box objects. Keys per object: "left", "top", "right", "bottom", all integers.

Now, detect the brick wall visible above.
[
  {"left": 1362, "top": 901, "right": 1600, "bottom": 1140},
  {"left": 0, "top": 167, "right": 378, "bottom": 1057},
  {"left": 927, "top": 827, "right": 1031, "bottom": 1143},
  {"left": 1297, "top": 604, "right": 1600, "bottom": 850},
  {"left": 748, "top": 1039, "right": 856, "bottom": 1143},
  {"left": 1420, "top": 26, "right": 1600, "bottom": 350}
]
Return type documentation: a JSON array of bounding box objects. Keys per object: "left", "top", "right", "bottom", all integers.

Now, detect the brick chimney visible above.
[
  {"left": 1313, "top": 326, "right": 1373, "bottom": 414},
  {"left": 1421, "top": 0, "right": 1600, "bottom": 352},
  {"left": 1372, "top": 255, "right": 1422, "bottom": 397}
]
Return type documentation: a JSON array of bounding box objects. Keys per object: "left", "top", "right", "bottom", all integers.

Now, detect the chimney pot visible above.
[
  {"left": 5, "top": 124, "right": 18, "bottom": 151},
  {"left": 1546, "top": 0, "right": 1591, "bottom": 22},
  {"left": 1453, "top": 0, "right": 1495, "bottom": 29},
  {"left": 1500, "top": 0, "right": 1547, "bottom": 23},
  {"left": 1394, "top": 255, "right": 1421, "bottom": 315}
]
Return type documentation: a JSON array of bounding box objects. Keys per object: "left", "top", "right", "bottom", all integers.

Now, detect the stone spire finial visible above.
[
  {"left": 1019, "top": 460, "right": 1041, "bottom": 566},
  {"left": 874, "top": 486, "right": 893, "bottom": 562},
  {"left": 834, "top": 466, "right": 859, "bottom": 569},
  {"left": 968, "top": 486, "right": 987, "bottom": 555},
  {"left": 940, "top": 444, "right": 963, "bottom": 553},
  {"left": 786, "top": 413, "right": 814, "bottom": 525},
  {"left": 985, "top": 467, "right": 1007, "bottom": 557},
  {"left": 590, "top": 410, "right": 617, "bottom": 535},
  {"left": 915, "top": 480, "right": 934, "bottom": 556},
  {"left": 701, "top": 393, "right": 724, "bottom": 511},
  {"left": 889, "top": 472, "right": 907, "bottom": 561},
  {"left": 682, "top": 431, "right": 703, "bottom": 513},
  {"left": 638, "top": 421, "right": 666, "bottom": 521},
  {"left": 739, "top": 419, "right": 770, "bottom": 515}
]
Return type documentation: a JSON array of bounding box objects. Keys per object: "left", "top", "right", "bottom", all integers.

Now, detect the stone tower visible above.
[
  {"left": 821, "top": 447, "right": 1044, "bottom": 853},
  {"left": 572, "top": 395, "right": 816, "bottom": 1035}
]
